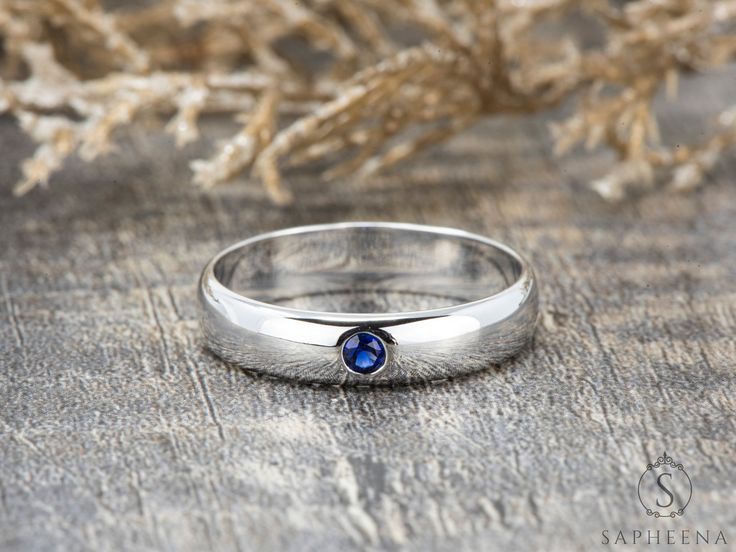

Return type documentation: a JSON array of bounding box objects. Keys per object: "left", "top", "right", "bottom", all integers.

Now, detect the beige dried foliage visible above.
[{"left": 1, "top": 0, "right": 735, "bottom": 203}]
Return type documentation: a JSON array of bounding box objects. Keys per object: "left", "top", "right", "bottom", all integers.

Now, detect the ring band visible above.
[{"left": 198, "top": 222, "right": 538, "bottom": 385}]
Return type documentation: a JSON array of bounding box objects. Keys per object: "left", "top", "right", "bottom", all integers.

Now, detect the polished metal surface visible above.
[{"left": 198, "top": 222, "right": 539, "bottom": 384}]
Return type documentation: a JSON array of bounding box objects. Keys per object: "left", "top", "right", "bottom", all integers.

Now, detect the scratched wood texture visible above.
[{"left": 1, "top": 70, "right": 735, "bottom": 552}]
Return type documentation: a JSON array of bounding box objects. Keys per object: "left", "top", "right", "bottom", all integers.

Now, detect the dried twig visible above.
[{"left": 1, "top": 0, "right": 735, "bottom": 201}]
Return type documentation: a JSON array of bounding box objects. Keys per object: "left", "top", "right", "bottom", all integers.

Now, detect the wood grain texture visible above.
[{"left": 1, "top": 71, "right": 735, "bottom": 552}]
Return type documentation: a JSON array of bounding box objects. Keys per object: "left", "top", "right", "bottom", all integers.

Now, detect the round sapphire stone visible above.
[{"left": 341, "top": 332, "right": 387, "bottom": 375}]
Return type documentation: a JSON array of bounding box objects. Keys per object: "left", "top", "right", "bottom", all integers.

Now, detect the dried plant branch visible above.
[
  {"left": 1, "top": 0, "right": 735, "bottom": 202},
  {"left": 192, "top": 87, "right": 284, "bottom": 201}
]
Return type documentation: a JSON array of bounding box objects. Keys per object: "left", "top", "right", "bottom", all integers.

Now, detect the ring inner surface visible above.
[{"left": 214, "top": 227, "right": 521, "bottom": 314}]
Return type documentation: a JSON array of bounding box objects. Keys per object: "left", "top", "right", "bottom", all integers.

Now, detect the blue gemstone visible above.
[{"left": 341, "top": 332, "right": 387, "bottom": 375}]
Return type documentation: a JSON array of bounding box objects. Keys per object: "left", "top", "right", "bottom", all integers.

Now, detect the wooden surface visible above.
[{"left": 1, "top": 71, "right": 735, "bottom": 552}]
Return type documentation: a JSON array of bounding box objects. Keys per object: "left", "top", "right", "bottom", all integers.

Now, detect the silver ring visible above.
[{"left": 198, "top": 222, "right": 538, "bottom": 385}]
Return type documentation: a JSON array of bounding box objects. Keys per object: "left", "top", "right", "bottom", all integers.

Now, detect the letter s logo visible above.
[{"left": 656, "top": 473, "right": 674, "bottom": 508}]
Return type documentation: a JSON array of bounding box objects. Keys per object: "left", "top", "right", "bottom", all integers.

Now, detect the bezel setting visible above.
[{"left": 340, "top": 331, "right": 389, "bottom": 376}]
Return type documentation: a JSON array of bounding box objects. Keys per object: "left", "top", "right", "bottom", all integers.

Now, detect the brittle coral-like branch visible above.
[{"left": 1, "top": 0, "right": 735, "bottom": 202}]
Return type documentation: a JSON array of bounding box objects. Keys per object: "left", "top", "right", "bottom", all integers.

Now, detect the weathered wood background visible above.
[{"left": 1, "top": 70, "right": 735, "bottom": 552}]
